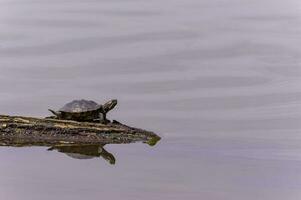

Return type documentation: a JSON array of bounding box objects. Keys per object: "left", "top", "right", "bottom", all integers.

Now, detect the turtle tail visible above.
[{"left": 48, "top": 109, "right": 61, "bottom": 118}]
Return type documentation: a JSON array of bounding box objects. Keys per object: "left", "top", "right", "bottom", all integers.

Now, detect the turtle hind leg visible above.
[{"left": 45, "top": 116, "right": 56, "bottom": 119}]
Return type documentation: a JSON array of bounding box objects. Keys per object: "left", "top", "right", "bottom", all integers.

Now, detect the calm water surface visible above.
[{"left": 0, "top": 0, "right": 301, "bottom": 199}]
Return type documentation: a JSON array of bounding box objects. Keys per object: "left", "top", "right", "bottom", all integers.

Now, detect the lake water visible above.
[{"left": 0, "top": 0, "right": 301, "bottom": 199}]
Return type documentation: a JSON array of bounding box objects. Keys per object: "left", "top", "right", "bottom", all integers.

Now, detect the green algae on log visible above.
[{"left": 0, "top": 115, "right": 161, "bottom": 145}]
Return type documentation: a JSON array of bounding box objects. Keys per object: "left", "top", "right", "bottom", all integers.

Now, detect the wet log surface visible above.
[{"left": 0, "top": 115, "right": 161, "bottom": 146}]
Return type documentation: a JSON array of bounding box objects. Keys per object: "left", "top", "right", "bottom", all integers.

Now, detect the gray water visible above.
[{"left": 0, "top": 0, "right": 301, "bottom": 199}]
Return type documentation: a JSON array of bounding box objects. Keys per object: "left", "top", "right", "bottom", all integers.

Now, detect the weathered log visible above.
[{"left": 0, "top": 115, "right": 161, "bottom": 146}]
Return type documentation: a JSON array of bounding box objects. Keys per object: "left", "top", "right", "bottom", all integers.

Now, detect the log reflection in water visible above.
[{"left": 0, "top": 137, "right": 160, "bottom": 164}]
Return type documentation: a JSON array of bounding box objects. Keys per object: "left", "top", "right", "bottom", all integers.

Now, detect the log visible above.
[{"left": 0, "top": 115, "right": 161, "bottom": 146}]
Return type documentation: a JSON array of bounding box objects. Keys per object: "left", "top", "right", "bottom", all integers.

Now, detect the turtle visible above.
[{"left": 48, "top": 99, "right": 117, "bottom": 124}]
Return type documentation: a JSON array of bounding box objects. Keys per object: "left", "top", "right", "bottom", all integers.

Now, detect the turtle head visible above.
[{"left": 102, "top": 99, "right": 117, "bottom": 114}]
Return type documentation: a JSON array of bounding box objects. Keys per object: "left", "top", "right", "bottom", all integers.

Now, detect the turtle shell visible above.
[
  {"left": 60, "top": 99, "right": 101, "bottom": 113},
  {"left": 57, "top": 99, "right": 103, "bottom": 122}
]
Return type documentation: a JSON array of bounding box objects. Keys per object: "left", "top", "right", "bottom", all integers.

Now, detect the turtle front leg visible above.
[{"left": 98, "top": 113, "right": 109, "bottom": 124}]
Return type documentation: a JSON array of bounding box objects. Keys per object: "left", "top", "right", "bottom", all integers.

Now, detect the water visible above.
[{"left": 0, "top": 0, "right": 301, "bottom": 199}]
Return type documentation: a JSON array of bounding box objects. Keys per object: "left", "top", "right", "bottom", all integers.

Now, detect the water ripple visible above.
[{"left": 0, "top": 31, "right": 201, "bottom": 56}]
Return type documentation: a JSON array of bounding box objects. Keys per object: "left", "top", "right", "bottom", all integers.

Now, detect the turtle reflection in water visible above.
[
  {"left": 48, "top": 99, "right": 117, "bottom": 124},
  {"left": 48, "top": 144, "right": 115, "bottom": 165}
]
